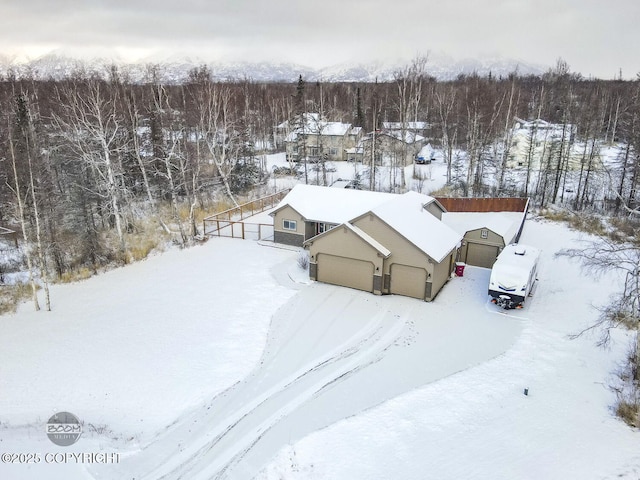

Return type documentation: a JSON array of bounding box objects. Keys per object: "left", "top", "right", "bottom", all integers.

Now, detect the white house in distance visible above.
[
  {"left": 506, "top": 117, "right": 602, "bottom": 171},
  {"left": 283, "top": 113, "right": 362, "bottom": 163},
  {"left": 359, "top": 129, "right": 425, "bottom": 166}
]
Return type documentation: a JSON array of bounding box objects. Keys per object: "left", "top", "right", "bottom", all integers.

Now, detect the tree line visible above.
[{"left": 1, "top": 60, "right": 640, "bottom": 293}]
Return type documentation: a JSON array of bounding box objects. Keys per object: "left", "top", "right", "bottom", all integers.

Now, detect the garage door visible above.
[
  {"left": 466, "top": 243, "right": 500, "bottom": 268},
  {"left": 390, "top": 264, "right": 427, "bottom": 299},
  {"left": 317, "top": 254, "right": 374, "bottom": 292}
]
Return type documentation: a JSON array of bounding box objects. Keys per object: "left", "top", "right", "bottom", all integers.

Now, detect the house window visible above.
[
  {"left": 316, "top": 223, "right": 335, "bottom": 234},
  {"left": 481, "top": 229, "right": 489, "bottom": 239},
  {"left": 283, "top": 219, "right": 297, "bottom": 231},
  {"left": 329, "top": 148, "right": 338, "bottom": 155}
]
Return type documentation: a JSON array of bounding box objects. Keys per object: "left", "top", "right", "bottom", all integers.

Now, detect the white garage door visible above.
[
  {"left": 317, "top": 254, "right": 374, "bottom": 292},
  {"left": 390, "top": 263, "right": 427, "bottom": 300}
]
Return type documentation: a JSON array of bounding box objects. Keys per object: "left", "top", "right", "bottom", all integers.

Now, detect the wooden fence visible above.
[
  {"left": 435, "top": 197, "right": 529, "bottom": 213},
  {"left": 203, "top": 189, "right": 289, "bottom": 238},
  {"left": 205, "top": 220, "right": 274, "bottom": 241}
]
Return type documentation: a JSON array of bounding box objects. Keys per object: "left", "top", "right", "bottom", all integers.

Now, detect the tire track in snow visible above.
[
  {"left": 101, "top": 289, "right": 406, "bottom": 480},
  {"left": 152, "top": 310, "right": 404, "bottom": 480}
]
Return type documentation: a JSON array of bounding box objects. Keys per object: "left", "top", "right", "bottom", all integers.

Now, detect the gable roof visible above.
[
  {"left": 271, "top": 184, "right": 395, "bottom": 224},
  {"left": 369, "top": 191, "right": 462, "bottom": 263},
  {"left": 285, "top": 119, "right": 353, "bottom": 141},
  {"left": 441, "top": 211, "right": 524, "bottom": 243},
  {"left": 304, "top": 222, "right": 391, "bottom": 258}
]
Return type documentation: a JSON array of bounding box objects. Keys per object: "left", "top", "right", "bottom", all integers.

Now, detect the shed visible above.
[{"left": 437, "top": 197, "right": 529, "bottom": 268}]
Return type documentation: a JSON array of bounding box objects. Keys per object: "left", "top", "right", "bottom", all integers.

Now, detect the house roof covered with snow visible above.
[
  {"left": 369, "top": 191, "right": 462, "bottom": 263},
  {"left": 441, "top": 211, "right": 524, "bottom": 243},
  {"left": 284, "top": 116, "right": 355, "bottom": 141},
  {"left": 383, "top": 121, "right": 428, "bottom": 130},
  {"left": 271, "top": 184, "right": 396, "bottom": 224},
  {"left": 380, "top": 130, "right": 425, "bottom": 144},
  {"left": 511, "top": 117, "right": 576, "bottom": 141},
  {"left": 342, "top": 223, "right": 392, "bottom": 257}
]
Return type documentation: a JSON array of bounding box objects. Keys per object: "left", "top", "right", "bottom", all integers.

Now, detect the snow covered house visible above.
[
  {"left": 382, "top": 121, "right": 429, "bottom": 136},
  {"left": 506, "top": 117, "right": 602, "bottom": 171},
  {"left": 271, "top": 185, "right": 461, "bottom": 301},
  {"left": 360, "top": 129, "right": 425, "bottom": 167},
  {"left": 283, "top": 114, "right": 362, "bottom": 163},
  {"left": 438, "top": 197, "right": 529, "bottom": 268}
]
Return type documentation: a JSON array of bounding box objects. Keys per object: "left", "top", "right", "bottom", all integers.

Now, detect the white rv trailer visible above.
[{"left": 488, "top": 244, "right": 540, "bottom": 309}]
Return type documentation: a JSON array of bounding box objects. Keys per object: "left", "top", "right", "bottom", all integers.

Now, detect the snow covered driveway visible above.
[
  {"left": 104, "top": 259, "right": 521, "bottom": 479},
  {"left": 256, "top": 219, "right": 640, "bottom": 480}
]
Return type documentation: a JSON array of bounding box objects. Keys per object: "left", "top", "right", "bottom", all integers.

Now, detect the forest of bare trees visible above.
[{"left": 1, "top": 60, "right": 640, "bottom": 292}]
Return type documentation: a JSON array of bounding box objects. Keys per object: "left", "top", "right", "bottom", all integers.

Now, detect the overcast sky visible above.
[{"left": 2, "top": 0, "right": 639, "bottom": 79}]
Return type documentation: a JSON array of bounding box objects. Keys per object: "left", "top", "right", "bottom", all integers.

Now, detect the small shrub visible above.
[
  {"left": 0, "top": 283, "right": 35, "bottom": 316},
  {"left": 59, "top": 267, "right": 94, "bottom": 284},
  {"left": 540, "top": 209, "right": 605, "bottom": 235},
  {"left": 128, "top": 237, "right": 159, "bottom": 262},
  {"left": 297, "top": 252, "right": 309, "bottom": 270},
  {"left": 615, "top": 398, "right": 639, "bottom": 428},
  {"left": 428, "top": 185, "right": 456, "bottom": 197}
]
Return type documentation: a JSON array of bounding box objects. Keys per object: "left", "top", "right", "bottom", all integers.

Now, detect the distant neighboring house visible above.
[
  {"left": 345, "top": 146, "right": 364, "bottom": 163},
  {"left": 283, "top": 113, "right": 362, "bottom": 162},
  {"left": 361, "top": 129, "right": 425, "bottom": 167},
  {"left": 506, "top": 117, "right": 601, "bottom": 171},
  {"left": 438, "top": 197, "right": 529, "bottom": 268},
  {"left": 382, "top": 121, "right": 429, "bottom": 136},
  {"left": 271, "top": 185, "right": 460, "bottom": 301}
]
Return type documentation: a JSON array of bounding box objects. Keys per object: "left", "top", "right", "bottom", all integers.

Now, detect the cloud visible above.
[{"left": 0, "top": 0, "right": 638, "bottom": 78}]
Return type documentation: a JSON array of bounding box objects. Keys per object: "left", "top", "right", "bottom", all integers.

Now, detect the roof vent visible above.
[{"left": 514, "top": 246, "right": 526, "bottom": 256}]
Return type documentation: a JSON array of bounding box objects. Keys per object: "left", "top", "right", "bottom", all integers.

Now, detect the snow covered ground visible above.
[
  {"left": 264, "top": 152, "right": 448, "bottom": 196},
  {"left": 257, "top": 219, "right": 640, "bottom": 480},
  {"left": 0, "top": 215, "right": 639, "bottom": 479}
]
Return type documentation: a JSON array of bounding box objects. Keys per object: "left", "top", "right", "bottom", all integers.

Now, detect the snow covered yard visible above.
[
  {"left": 257, "top": 218, "right": 640, "bottom": 480},
  {"left": 0, "top": 237, "right": 298, "bottom": 479},
  {"left": 100, "top": 265, "right": 520, "bottom": 480},
  {"left": 0, "top": 218, "right": 638, "bottom": 480}
]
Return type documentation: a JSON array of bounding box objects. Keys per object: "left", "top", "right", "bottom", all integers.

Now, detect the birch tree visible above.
[
  {"left": 53, "top": 79, "right": 128, "bottom": 256},
  {"left": 557, "top": 237, "right": 640, "bottom": 426}
]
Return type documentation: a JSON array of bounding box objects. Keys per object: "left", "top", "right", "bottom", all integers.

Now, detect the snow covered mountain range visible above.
[{"left": 0, "top": 53, "right": 547, "bottom": 83}]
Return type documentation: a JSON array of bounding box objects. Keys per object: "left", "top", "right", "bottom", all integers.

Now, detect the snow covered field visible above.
[{"left": 0, "top": 216, "right": 639, "bottom": 479}]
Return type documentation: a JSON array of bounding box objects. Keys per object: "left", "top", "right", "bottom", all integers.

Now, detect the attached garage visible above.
[
  {"left": 389, "top": 263, "right": 427, "bottom": 300},
  {"left": 317, "top": 254, "right": 374, "bottom": 292},
  {"left": 465, "top": 242, "right": 500, "bottom": 268}
]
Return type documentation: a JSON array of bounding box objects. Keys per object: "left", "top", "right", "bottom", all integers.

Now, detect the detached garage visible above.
[
  {"left": 438, "top": 197, "right": 529, "bottom": 269},
  {"left": 465, "top": 242, "right": 501, "bottom": 269}
]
